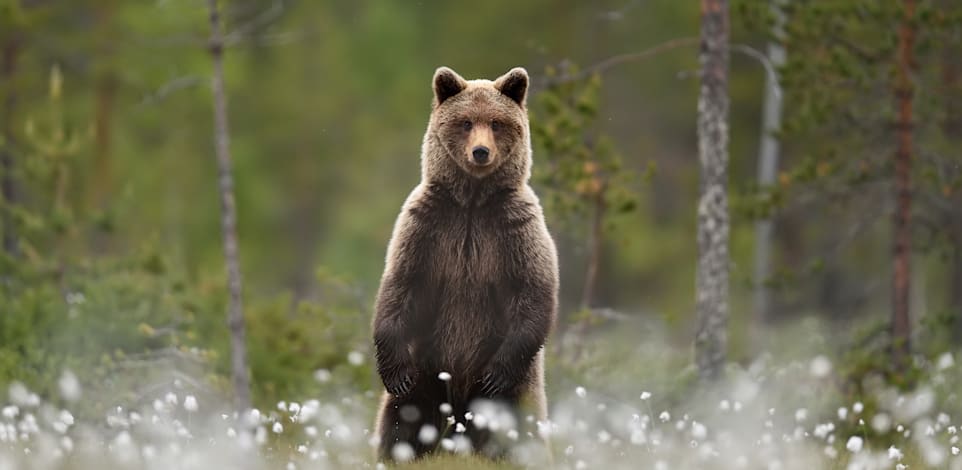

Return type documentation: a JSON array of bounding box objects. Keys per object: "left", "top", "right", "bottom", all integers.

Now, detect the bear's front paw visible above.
[{"left": 381, "top": 360, "right": 418, "bottom": 398}]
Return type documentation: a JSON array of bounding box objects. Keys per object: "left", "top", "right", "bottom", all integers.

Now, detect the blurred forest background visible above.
[{"left": 1, "top": 0, "right": 961, "bottom": 437}]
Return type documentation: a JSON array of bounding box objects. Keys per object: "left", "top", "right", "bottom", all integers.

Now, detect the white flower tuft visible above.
[
  {"left": 845, "top": 436, "right": 863, "bottom": 453},
  {"left": 183, "top": 395, "right": 198, "bottom": 412}
]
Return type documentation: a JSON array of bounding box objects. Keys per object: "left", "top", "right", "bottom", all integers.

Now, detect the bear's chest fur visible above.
[
  {"left": 430, "top": 207, "right": 504, "bottom": 285},
  {"left": 407, "top": 187, "right": 530, "bottom": 375}
]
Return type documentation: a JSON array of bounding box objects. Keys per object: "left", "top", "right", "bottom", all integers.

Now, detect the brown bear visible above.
[{"left": 372, "top": 66, "right": 558, "bottom": 462}]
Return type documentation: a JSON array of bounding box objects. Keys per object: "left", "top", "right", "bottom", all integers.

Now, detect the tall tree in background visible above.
[
  {"left": 891, "top": 0, "right": 916, "bottom": 368},
  {"left": 751, "top": 0, "right": 786, "bottom": 326},
  {"left": 1, "top": 32, "right": 20, "bottom": 259},
  {"left": 695, "top": 0, "right": 730, "bottom": 380},
  {"left": 206, "top": 0, "right": 251, "bottom": 411},
  {"left": 90, "top": 0, "right": 117, "bottom": 213},
  {"left": 942, "top": 11, "right": 962, "bottom": 338}
]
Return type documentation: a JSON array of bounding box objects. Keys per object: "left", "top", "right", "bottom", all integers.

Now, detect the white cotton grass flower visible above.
[
  {"left": 813, "top": 423, "right": 835, "bottom": 439},
  {"left": 575, "top": 386, "right": 587, "bottom": 398},
  {"left": 888, "top": 445, "right": 904, "bottom": 460},
  {"left": 852, "top": 402, "right": 864, "bottom": 414},
  {"left": 1, "top": 406, "right": 18, "bottom": 420},
  {"left": 871, "top": 413, "right": 892, "bottom": 433},
  {"left": 659, "top": 411, "right": 671, "bottom": 422},
  {"left": 439, "top": 403, "right": 452, "bottom": 415},
  {"left": 691, "top": 422, "right": 707, "bottom": 440},
  {"left": 272, "top": 421, "right": 284, "bottom": 434},
  {"left": 347, "top": 351, "right": 364, "bottom": 366},
  {"left": 809, "top": 355, "right": 832, "bottom": 378},
  {"left": 391, "top": 442, "right": 414, "bottom": 462},
  {"left": 440, "top": 438, "right": 455, "bottom": 451},
  {"left": 418, "top": 424, "right": 438, "bottom": 444},
  {"left": 248, "top": 408, "right": 262, "bottom": 425},
  {"left": 8, "top": 382, "right": 39, "bottom": 407},
  {"left": 952, "top": 446, "right": 960, "bottom": 456},
  {"left": 438, "top": 371, "right": 452, "bottom": 382},
  {"left": 58, "top": 370, "right": 81, "bottom": 402},
  {"left": 937, "top": 352, "right": 955, "bottom": 370},
  {"left": 183, "top": 395, "right": 198, "bottom": 412},
  {"left": 846, "top": 436, "right": 863, "bottom": 453},
  {"left": 313, "top": 368, "right": 332, "bottom": 383},
  {"left": 640, "top": 391, "right": 651, "bottom": 400}
]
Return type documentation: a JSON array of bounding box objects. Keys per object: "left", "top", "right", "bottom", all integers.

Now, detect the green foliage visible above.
[
  {"left": 244, "top": 278, "right": 374, "bottom": 406},
  {"left": 531, "top": 64, "right": 646, "bottom": 239}
]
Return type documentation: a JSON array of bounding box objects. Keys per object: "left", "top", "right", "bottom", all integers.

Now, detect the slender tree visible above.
[
  {"left": 1, "top": 33, "right": 20, "bottom": 259},
  {"left": 891, "top": 0, "right": 915, "bottom": 368},
  {"left": 90, "top": 0, "right": 117, "bottom": 212},
  {"left": 943, "top": 22, "right": 962, "bottom": 338},
  {"left": 206, "top": 0, "right": 251, "bottom": 411},
  {"left": 695, "top": 0, "right": 730, "bottom": 380},
  {"left": 752, "top": 0, "right": 786, "bottom": 325}
]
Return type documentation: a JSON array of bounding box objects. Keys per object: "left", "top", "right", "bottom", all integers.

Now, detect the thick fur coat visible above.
[{"left": 372, "top": 67, "right": 559, "bottom": 461}]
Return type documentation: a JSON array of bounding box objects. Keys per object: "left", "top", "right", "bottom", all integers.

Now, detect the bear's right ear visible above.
[{"left": 433, "top": 67, "right": 467, "bottom": 106}]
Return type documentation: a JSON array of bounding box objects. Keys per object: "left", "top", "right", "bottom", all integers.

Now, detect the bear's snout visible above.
[{"left": 471, "top": 146, "right": 491, "bottom": 165}]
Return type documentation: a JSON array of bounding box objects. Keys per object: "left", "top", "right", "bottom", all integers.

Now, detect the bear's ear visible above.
[
  {"left": 494, "top": 67, "right": 528, "bottom": 106},
  {"left": 433, "top": 67, "right": 467, "bottom": 106}
]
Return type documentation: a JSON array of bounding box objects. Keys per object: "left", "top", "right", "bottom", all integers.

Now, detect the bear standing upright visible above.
[{"left": 372, "top": 66, "right": 559, "bottom": 461}]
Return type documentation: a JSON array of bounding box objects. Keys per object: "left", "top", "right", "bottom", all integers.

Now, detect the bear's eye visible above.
[
  {"left": 491, "top": 121, "right": 502, "bottom": 132},
  {"left": 461, "top": 120, "right": 473, "bottom": 131}
]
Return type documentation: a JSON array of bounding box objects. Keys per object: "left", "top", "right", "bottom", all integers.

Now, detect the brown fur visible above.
[{"left": 372, "top": 67, "right": 558, "bottom": 461}]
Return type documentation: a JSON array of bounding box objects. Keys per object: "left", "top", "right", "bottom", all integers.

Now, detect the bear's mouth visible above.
[{"left": 467, "top": 156, "right": 495, "bottom": 168}]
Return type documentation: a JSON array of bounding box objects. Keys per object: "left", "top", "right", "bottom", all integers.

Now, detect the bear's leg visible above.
[
  {"left": 462, "top": 395, "right": 523, "bottom": 460},
  {"left": 376, "top": 387, "right": 444, "bottom": 462}
]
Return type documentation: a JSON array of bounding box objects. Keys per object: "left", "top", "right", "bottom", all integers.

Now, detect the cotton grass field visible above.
[{"left": 3, "top": 319, "right": 961, "bottom": 470}]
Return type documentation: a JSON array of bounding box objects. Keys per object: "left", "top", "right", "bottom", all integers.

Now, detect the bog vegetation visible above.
[{"left": 1, "top": 1, "right": 961, "bottom": 469}]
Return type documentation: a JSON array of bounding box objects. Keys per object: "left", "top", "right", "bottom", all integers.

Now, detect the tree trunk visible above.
[
  {"left": 1, "top": 36, "right": 20, "bottom": 260},
  {"left": 941, "top": 8, "right": 962, "bottom": 339},
  {"left": 752, "top": 0, "right": 787, "bottom": 326},
  {"left": 206, "top": 0, "right": 251, "bottom": 411},
  {"left": 695, "top": 0, "right": 731, "bottom": 381},
  {"left": 891, "top": 0, "right": 915, "bottom": 370},
  {"left": 581, "top": 188, "right": 605, "bottom": 310},
  {"left": 90, "top": 0, "right": 116, "bottom": 212},
  {"left": 565, "top": 186, "right": 606, "bottom": 363}
]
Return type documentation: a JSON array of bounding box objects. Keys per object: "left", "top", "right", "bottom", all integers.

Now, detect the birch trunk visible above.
[
  {"left": 752, "top": 0, "right": 786, "bottom": 325},
  {"left": 695, "top": 0, "right": 731, "bottom": 381}
]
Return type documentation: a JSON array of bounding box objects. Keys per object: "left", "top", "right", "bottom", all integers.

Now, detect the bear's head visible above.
[{"left": 425, "top": 67, "right": 530, "bottom": 182}]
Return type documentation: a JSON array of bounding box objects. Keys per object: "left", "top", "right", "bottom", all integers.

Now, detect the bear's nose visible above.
[{"left": 472, "top": 146, "right": 490, "bottom": 164}]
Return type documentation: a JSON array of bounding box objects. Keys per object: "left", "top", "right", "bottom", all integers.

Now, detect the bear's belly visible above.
[
  {"left": 419, "top": 215, "right": 510, "bottom": 385},
  {"left": 428, "top": 288, "right": 505, "bottom": 375}
]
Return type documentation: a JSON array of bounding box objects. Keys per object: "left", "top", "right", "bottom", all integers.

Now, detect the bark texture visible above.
[
  {"left": 206, "top": 0, "right": 251, "bottom": 411},
  {"left": 695, "top": 0, "right": 731, "bottom": 381},
  {"left": 891, "top": 0, "right": 915, "bottom": 369},
  {"left": 752, "top": 0, "right": 786, "bottom": 325}
]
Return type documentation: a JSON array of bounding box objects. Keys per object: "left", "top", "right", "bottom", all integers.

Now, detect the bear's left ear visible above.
[{"left": 494, "top": 67, "right": 528, "bottom": 106}]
